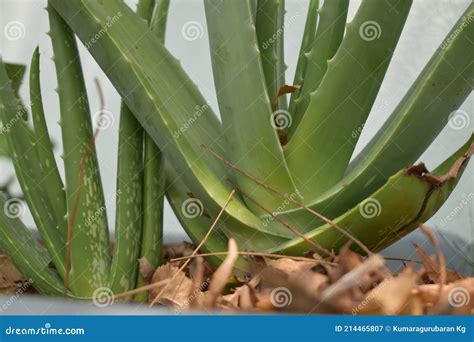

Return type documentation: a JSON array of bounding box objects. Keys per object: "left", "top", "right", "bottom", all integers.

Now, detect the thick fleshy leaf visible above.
[
  {"left": 205, "top": 0, "right": 300, "bottom": 214},
  {"left": 29, "top": 47, "right": 67, "bottom": 235},
  {"left": 285, "top": 0, "right": 412, "bottom": 199},
  {"left": 4, "top": 62, "right": 25, "bottom": 99},
  {"left": 271, "top": 136, "right": 473, "bottom": 255},
  {"left": 0, "top": 195, "right": 69, "bottom": 296},
  {"left": 49, "top": 0, "right": 297, "bottom": 245},
  {"left": 288, "top": 0, "right": 349, "bottom": 136},
  {"left": 48, "top": 6, "right": 110, "bottom": 296},
  {"left": 272, "top": 5, "right": 473, "bottom": 231},
  {"left": 289, "top": 0, "right": 318, "bottom": 105},
  {"left": 256, "top": 0, "right": 287, "bottom": 110},
  {"left": 0, "top": 60, "right": 66, "bottom": 276}
]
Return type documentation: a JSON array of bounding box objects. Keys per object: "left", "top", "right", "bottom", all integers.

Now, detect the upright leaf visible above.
[
  {"left": 29, "top": 47, "right": 67, "bottom": 235},
  {"left": 205, "top": 0, "right": 300, "bottom": 214},
  {"left": 0, "top": 60, "right": 66, "bottom": 276},
  {"left": 256, "top": 0, "right": 287, "bottom": 109},
  {"left": 135, "top": 0, "right": 169, "bottom": 302},
  {"left": 48, "top": 5, "right": 110, "bottom": 296},
  {"left": 0, "top": 195, "right": 69, "bottom": 296},
  {"left": 289, "top": 0, "right": 349, "bottom": 135},
  {"left": 285, "top": 0, "right": 412, "bottom": 199}
]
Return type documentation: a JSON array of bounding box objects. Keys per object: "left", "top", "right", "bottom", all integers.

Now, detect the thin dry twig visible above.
[
  {"left": 234, "top": 183, "right": 334, "bottom": 258},
  {"left": 320, "top": 255, "right": 385, "bottom": 302},
  {"left": 170, "top": 251, "right": 337, "bottom": 265},
  {"left": 202, "top": 144, "right": 372, "bottom": 255},
  {"left": 419, "top": 224, "right": 446, "bottom": 303},
  {"left": 149, "top": 189, "right": 236, "bottom": 306}
]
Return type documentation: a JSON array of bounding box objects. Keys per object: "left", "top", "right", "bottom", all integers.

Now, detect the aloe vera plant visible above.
[{"left": 0, "top": 0, "right": 472, "bottom": 299}]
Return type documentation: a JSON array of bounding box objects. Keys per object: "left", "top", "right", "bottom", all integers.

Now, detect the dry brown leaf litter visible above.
[
  {"left": 0, "top": 229, "right": 472, "bottom": 315},
  {"left": 145, "top": 238, "right": 473, "bottom": 315}
]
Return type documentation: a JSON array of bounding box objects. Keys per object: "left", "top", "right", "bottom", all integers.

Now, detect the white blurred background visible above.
[{"left": 0, "top": 0, "right": 472, "bottom": 272}]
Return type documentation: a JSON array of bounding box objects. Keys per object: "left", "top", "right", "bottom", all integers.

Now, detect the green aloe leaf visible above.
[
  {"left": 0, "top": 195, "right": 69, "bottom": 296},
  {"left": 288, "top": 0, "right": 349, "bottom": 136},
  {"left": 48, "top": 5, "right": 110, "bottom": 296},
  {"left": 289, "top": 0, "right": 318, "bottom": 101},
  {"left": 256, "top": 0, "right": 287, "bottom": 110},
  {"left": 285, "top": 0, "right": 412, "bottom": 199},
  {"left": 0, "top": 134, "right": 8, "bottom": 157},
  {"left": 109, "top": 104, "right": 143, "bottom": 294},
  {"left": 109, "top": 0, "right": 154, "bottom": 297},
  {"left": 29, "top": 47, "right": 67, "bottom": 235},
  {"left": 272, "top": 4, "right": 473, "bottom": 230},
  {"left": 205, "top": 0, "right": 300, "bottom": 214},
  {"left": 135, "top": 0, "right": 169, "bottom": 302},
  {"left": 271, "top": 136, "right": 473, "bottom": 255},
  {"left": 0, "top": 60, "right": 66, "bottom": 276},
  {"left": 165, "top": 162, "right": 248, "bottom": 273},
  {"left": 4, "top": 63, "right": 25, "bottom": 99},
  {"left": 48, "top": 0, "right": 296, "bottom": 248}
]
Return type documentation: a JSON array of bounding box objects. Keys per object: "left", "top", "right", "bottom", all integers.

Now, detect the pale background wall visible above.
[{"left": 0, "top": 0, "right": 472, "bottom": 271}]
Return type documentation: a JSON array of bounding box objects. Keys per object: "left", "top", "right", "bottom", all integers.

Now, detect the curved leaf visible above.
[
  {"left": 271, "top": 136, "right": 473, "bottom": 255},
  {"left": 285, "top": 0, "right": 412, "bottom": 199},
  {"left": 205, "top": 0, "right": 300, "bottom": 214},
  {"left": 48, "top": 6, "right": 110, "bottom": 295}
]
